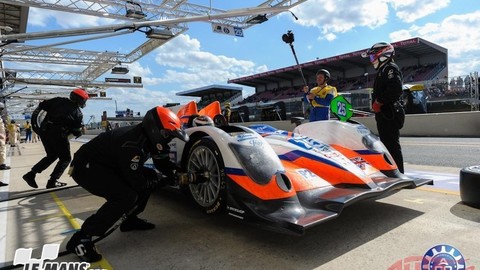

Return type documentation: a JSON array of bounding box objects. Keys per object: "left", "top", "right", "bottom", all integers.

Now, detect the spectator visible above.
[
  {"left": 0, "top": 102, "right": 10, "bottom": 186},
  {"left": 7, "top": 120, "right": 19, "bottom": 147},
  {"left": 24, "top": 121, "right": 32, "bottom": 143}
]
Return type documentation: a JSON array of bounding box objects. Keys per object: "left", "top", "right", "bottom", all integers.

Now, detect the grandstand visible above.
[
  {"left": 175, "top": 37, "right": 477, "bottom": 122},
  {"left": 226, "top": 37, "right": 452, "bottom": 120},
  {"left": 176, "top": 84, "right": 243, "bottom": 108}
]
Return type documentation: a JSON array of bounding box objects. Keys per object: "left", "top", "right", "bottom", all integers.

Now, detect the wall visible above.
[
  {"left": 236, "top": 111, "right": 480, "bottom": 137},
  {"left": 86, "top": 111, "right": 480, "bottom": 137}
]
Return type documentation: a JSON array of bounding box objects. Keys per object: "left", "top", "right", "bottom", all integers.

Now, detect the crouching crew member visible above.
[{"left": 66, "top": 106, "right": 189, "bottom": 262}]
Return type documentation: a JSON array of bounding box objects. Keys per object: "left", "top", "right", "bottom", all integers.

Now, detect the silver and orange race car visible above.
[{"left": 164, "top": 101, "right": 432, "bottom": 235}]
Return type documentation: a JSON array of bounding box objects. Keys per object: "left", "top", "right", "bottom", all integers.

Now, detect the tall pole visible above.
[{"left": 288, "top": 43, "right": 307, "bottom": 87}]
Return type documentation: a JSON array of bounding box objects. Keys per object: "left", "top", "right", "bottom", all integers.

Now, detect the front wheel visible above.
[{"left": 186, "top": 138, "right": 227, "bottom": 214}]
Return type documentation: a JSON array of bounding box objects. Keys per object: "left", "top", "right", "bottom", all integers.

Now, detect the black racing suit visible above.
[
  {"left": 32, "top": 97, "right": 83, "bottom": 180},
  {"left": 70, "top": 124, "right": 176, "bottom": 236},
  {"left": 372, "top": 60, "right": 405, "bottom": 173}
]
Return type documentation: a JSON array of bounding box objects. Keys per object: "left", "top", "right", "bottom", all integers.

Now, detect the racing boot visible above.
[
  {"left": 22, "top": 171, "right": 38, "bottom": 188},
  {"left": 46, "top": 178, "right": 67, "bottom": 189},
  {"left": 120, "top": 216, "right": 155, "bottom": 232},
  {"left": 66, "top": 231, "right": 102, "bottom": 263}
]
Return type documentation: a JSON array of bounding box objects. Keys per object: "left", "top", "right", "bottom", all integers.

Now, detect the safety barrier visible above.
[
  {"left": 235, "top": 111, "right": 480, "bottom": 137},
  {"left": 85, "top": 111, "right": 480, "bottom": 137}
]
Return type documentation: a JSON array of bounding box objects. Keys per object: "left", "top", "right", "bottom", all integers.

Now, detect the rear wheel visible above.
[{"left": 186, "top": 138, "right": 227, "bottom": 214}]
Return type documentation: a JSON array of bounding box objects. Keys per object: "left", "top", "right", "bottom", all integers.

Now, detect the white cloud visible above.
[
  {"left": 390, "top": 0, "right": 450, "bottom": 23},
  {"left": 390, "top": 10, "right": 480, "bottom": 75},
  {"left": 29, "top": 7, "right": 114, "bottom": 28},
  {"left": 292, "top": 0, "right": 390, "bottom": 38},
  {"left": 143, "top": 34, "right": 266, "bottom": 90}
]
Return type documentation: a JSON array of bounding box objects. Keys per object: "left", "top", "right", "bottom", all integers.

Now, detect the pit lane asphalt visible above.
[{"left": 0, "top": 137, "right": 479, "bottom": 270}]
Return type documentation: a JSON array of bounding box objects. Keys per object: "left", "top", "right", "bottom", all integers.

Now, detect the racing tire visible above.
[
  {"left": 460, "top": 165, "right": 480, "bottom": 209},
  {"left": 186, "top": 137, "right": 227, "bottom": 215}
]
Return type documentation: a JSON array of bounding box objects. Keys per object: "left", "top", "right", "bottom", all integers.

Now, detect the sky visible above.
[{"left": 4, "top": 0, "right": 480, "bottom": 122}]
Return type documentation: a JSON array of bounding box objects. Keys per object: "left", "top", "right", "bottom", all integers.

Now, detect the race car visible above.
[{"left": 164, "top": 101, "right": 432, "bottom": 235}]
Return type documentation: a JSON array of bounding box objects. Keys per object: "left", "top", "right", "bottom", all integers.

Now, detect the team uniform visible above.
[
  {"left": 304, "top": 85, "right": 338, "bottom": 121},
  {"left": 364, "top": 42, "right": 405, "bottom": 173},
  {"left": 66, "top": 106, "right": 189, "bottom": 263},
  {"left": 23, "top": 89, "right": 88, "bottom": 189},
  {"left": 372, "top": 62, "right": 405, "bottom": 173},
  {"left": 69, "top": 124, "right": 176, "bottom": 237}
]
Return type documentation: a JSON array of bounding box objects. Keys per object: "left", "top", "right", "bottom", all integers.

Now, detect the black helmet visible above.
[
  {"left": 316, "top": 69, "right": 331, "bottom": 82},
  {"left": 362, "top": 42, "right": 395, "bottom": 70},
  {"left": 142, "top": 106, "right": 189, "bottom": 153},
  {"left": 70, "top": 88, "right": 89, "bottom": 108}
]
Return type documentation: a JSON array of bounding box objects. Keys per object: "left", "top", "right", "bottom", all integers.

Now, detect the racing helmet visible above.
[
  {"left": 70, "top": 88, "right": 89, "bottom": 108},
  {"left": 316, "top": 69, "right": 331, "bottom": 82},
  {"left": 362, "top": 42, "right": 395, "bottom": 70},
  {"left": 192, "top": 115, "right": 214, "bottom": 127},
  {"left": 142, "top": 106, "right": 189, "bottom": 152}
]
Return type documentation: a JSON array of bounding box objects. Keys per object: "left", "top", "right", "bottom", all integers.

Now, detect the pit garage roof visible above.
[
  {"left": 228, "top": 37, "right": 448, "bottom": 87},
  {"left": 0, "top": 2, "right": 28, "bottom": 35},
  {"left": 176, "top": 84, "right": 242, "bottom": 97}
]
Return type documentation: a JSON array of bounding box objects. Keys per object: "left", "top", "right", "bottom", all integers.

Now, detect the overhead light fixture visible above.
[
  {"left": 111, "top": 65, "right": 129, "bottom": 74},
  {"left": 0, "top": 26, "right": 13, "bottom": 32},
  {"left": 246, "top": 14, "right": 268, "bottom": 24},
  {"left": 125, "top": 1, "right": 146, "bottom": 19},
  {"left": 146, "top": 28, "right": 174, "bottom": 40}
]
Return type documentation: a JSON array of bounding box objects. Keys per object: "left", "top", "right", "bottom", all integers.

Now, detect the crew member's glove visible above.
[
  {"left": 142, "top": 167, "right": 161, "bottom": 189},
  {"left": 72, "top": 129, "right": 82, "bottom": 139},
  {"left": 372, "top": 99, "right": 383, "bottom": 113}
]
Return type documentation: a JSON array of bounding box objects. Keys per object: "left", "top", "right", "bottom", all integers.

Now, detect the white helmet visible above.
[
  {"left": 192, "top": 115, "right": 214, "bottom": 127},
  {"left": 362, "top": 42, "right": 395, "bottom": 70}
]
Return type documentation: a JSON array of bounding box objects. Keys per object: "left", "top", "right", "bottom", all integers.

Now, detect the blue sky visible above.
[{"left": 5, "top": 0, "right": 480, "bottom": 121}]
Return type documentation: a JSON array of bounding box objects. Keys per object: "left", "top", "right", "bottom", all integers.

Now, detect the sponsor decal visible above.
[
  {"left": 156, "top": 143, "right": 163, "bottom": 151},
  {"left": 236, "top": 134, "right": 257, "bottom": 142},
  {"left": 249, "top": 139, "right": 263, "bottom": 147},
  {"left": 227, "top": 206, "right": 245, "bottom": 215},
  {"left": 288, "top": 136, "right": 331, "bottom": 152},
  {"left": 13, "top": 243, "right": 106, "bottom": 270},
  {"left": 356, "top": 125, "right": 370, "bottom": 135},
  {"left": 388, "top": 68, "right": 394, "bottom": 79},
  {"left": 296, "top": 169, "right": 320, "bottom": 182},
  {"left": 130, "top": 162, "right": 139, "bottom": 170},
  {"left": 350, "top": 157, "right": 367, "bottom": 170}
]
